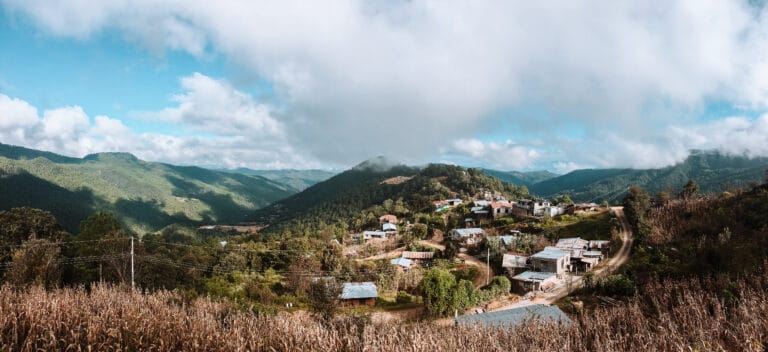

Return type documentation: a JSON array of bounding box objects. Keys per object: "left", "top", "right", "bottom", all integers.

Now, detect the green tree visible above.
[
  {"left": 71, "top": 212, "right": 128, "bottom": 285},
  {"left": 681, "top": 179, "right": 699, "bottom": 199},
  {"left": 559, "top": 194, "right": 574, "bottom": 205},
  {"left": 411, "top": 223, "right": 428, "bottom": 239},
  {"left": 420, "top": 268, "right": 457, "bottom": 317},
  {"left": 656, "top": 190, "right": 671, "bottom": 206},
  {"left": 452, "top": 279, "right": 477, "bottom": 311},
  {"left": 307, "top": 278, "right": 343, "bottom": 323},
  {"left": 623, "top": 186, "right": 651, "bottom": 243}
]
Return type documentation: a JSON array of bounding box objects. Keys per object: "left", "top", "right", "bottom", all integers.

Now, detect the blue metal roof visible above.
[
  {"left": 382, "top": 223, "right": 398, "bottom": 231},
  {"left": 453, "top": 228, "right": 485, "bottom": 236},
  {"left": 390, "top": 257, "right": 412, "bottom": 268},
  {"left": 531, "top": 247, "right": 569, "bottom": 260},
  {"left": 455, "top": 304, "right": 571, "bottom": 327},
  {"left": 512, "top": 271, "right": 556, "bottom": 281},
  {"left": 340, "top": 282, "right": 378, "bottom": 300}
]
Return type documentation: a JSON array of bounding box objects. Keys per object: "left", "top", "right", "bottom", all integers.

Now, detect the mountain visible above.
[
  {"left": 530, "top": 151, "right": 768, "bottom": 203},
  {"left": 223, "top": 168, "right": 336, "bottom": 191},
  {"left": 0, "top": 143, "right": 297, "bottom": 233},
  {"left": 480, "top": 169, "right": 558, "bottom": 187},
  {"left": 252, "top": 158, "right": 529, "bottom": 235}
]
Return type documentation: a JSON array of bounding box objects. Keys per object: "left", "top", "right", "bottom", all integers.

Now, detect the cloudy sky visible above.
[{"left": 1, "top": 1, "right": 768, "bottom": 172}]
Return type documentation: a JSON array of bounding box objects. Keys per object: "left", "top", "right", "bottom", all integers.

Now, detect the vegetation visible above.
[
  {"left": 3, "top": 272, "right": 768, "bottom": 351},
  {"left": 253, "top": 159, "right": 529, "bottom": 236},
  {"left": 530, "top": 151, "right": 768, "bottom": 203},
  {"left": 0, "top": 143, "right": 297, "bottom": 233}
]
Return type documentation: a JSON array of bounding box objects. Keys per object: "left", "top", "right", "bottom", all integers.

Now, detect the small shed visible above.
[{"left": 340, "top": 282, "right": 378, "bottom": 307}]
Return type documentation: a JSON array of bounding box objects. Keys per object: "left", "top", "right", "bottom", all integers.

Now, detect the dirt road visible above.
[{"left": 416, "top": 239, "right": 494, "bottom": 288}]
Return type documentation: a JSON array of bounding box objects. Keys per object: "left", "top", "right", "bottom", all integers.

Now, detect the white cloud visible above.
[
  {"left": 0, "top": 73, "right": 323, "bottom": 169},
  {"left": 446, "top": 138, "right": 541, "bottom": 170},
  {"left": 3, "top": 1, "right": 768, "bottom": 169}
]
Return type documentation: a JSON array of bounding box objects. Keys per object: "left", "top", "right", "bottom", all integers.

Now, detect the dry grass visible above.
[{"left": 2, "top": 273, "right": 768, "bottom": 351}]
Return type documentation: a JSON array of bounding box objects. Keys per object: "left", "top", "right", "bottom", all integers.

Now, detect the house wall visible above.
[
  {"left": 530, "top": 257, "right": 567, "bottom": 276},
  {"left": 341, "top": 298, "right": 376, "bottom": 307}
]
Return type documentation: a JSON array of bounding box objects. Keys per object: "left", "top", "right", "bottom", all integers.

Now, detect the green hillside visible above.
[
  {"left": 223, "top": 168, "right": 336, "bottom": 191},
  {"left": 0, "top": 143, "right": 297, "bottom": 233},
  {"left": 253, "top": 157, "right": 529, "bottom": 235},
  {"left": 480, "top": 169, "right": 558, "bottom": 187},
  {"left": 530, "top": 151, "right": 768, "bottom": 202}
]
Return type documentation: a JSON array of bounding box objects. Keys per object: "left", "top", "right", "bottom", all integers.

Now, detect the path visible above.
[{"left": 416, "top": 237, "right": 494, "bottom": 288}]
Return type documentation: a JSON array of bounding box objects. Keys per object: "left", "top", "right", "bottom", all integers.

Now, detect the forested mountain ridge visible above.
[
  {"left": 252, "top": 158, "right": 529, "bottom": 236},
  {"left": 530, "top": 151, "right": 768, "bottom": 203},
  {"left": 480, "top": 169, "right": 558, "bottom": 187},
  {"left": 221, "top": 168, "right": 336, "bottom": 191},
  {"left": 0, "top": 143, "right": 297, "bottom": 233}
]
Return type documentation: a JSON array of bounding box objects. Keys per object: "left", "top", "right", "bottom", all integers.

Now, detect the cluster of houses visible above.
[
  {"left": 503, "top": 237, "right": 610, "bottom": 294},
  {"left": 390, "top": 251, "right": 435, "bottom": 270},
  {"left": 355, "top": 214, "right": 400, "bottom": 242}
]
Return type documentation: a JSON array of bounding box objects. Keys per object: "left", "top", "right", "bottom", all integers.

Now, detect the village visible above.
[{"left": 333, "top": 190, "right": 631, "bottom": 326}]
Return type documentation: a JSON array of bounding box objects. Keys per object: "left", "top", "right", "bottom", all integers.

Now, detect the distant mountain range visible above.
[
  {"left": 220, "top": 168, "right": 336, "bottom": 192},
  {"left": 0, "top": 143, "right": 298, "bottom": 233},
  {"left": 1, "top": 142, "right": 766, "bottom": 234},
  {"left": 528, "top": 151, "right": 768, "bottom": 203},
  {"left": 479, "top": 169, "right": 559, "bottom": 187}
]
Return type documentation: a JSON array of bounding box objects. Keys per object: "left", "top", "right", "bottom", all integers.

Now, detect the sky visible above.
[{"left": 1, "top": 1, "right": 768, "bottom": 173}]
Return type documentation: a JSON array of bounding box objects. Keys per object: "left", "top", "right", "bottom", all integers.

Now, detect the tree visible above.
[
  {"left": 623, "top": 186, "right": 651, "bottom": 243},
  {"left": 70, "top": 212, "right": 128, "bottom": 285},
  {"left": 558, "top": 194, "right": 574, "bottom": 205},
  {"left": 411, "top": 223, "right": 428, "bottom": 239},
  {"left": 680, "top": 179, "right": 699, "bottom": 200},
  {"left": 307, "top": 278, "right": 343, "bottom": 323},
  {"left": 656, "top": 190, "right": 671, "bottom": 206},
  {"left": 9, "top": 238, "right": 61, "bottom": 288},
  {"left": 420, "top": 268, "right": 457, "bottom": 317}
]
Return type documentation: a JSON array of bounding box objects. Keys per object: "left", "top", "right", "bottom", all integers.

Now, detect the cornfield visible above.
[{"left": 1, "top": 272, "right": 767, "bottom": 352}]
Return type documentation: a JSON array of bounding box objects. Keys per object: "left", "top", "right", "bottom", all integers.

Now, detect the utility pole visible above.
[
  {"left": 486, "top": 247, "right": 490, "bottom": 285},
  {"left": 131, "top": 236, "right": 135, "bottom": 291}
]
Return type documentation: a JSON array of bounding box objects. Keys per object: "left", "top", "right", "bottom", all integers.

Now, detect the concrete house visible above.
[
  {"left": 491, "top": 202, "right": 515, "bottom": 219},
  {"left": 511, "top": 271, "right": 559, "bottom": 293},
  {"left": 449, "top": 228, "right": 485, "bottom": 244},
  {"left": 340, "top": 282, "right": 378, "bottom": 307},
  {"left": 529, "top": 247, "right": 570, "bottom": 276},
  {"left": 502, "top": 254, "right": 528, "bottom": 275}
]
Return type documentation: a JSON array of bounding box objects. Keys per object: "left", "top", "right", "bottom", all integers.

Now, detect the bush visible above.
[
  {"left": 596, "top": 274, "right": 635, "bottom": 296},
  {"left": 395, "top": 290, "right": 412, "bottom": 304}
]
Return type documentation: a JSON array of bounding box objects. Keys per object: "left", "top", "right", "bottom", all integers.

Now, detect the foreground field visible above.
[{"left": 2, "top": 273, "right": 768, "bottom": 352}]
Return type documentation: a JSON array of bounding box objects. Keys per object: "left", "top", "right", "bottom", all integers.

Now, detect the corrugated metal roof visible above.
[
  {"left": 452, "top": 228, "right": 485, "bottom": 237},
  {"left": 512, "top": 271, "right": 556, "bottom": 281},
  {"left": 455, "top": 304, "right": 570, "bottom": 327},
  {"left": 502, "top": 254, "right": 528, "bottom": 268},
  {"left": 531, "top": 247, "right": 569, "bottom": 260},
  {"left": 390, "top": 257, "right": 413, "bottom": 268},
  {"left": 382, "top": 223, "right": 398, "bottom": 231},
  {"left": 340, "top": 282, "right": 378, "bottom": 300},
  {"left": 402, "top": 251, "right": 434, "bottom": 259}
]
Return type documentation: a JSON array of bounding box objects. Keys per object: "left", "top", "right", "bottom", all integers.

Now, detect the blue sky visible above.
[{"left": 1, "top": 1, "right": 767, "bottom": 172}]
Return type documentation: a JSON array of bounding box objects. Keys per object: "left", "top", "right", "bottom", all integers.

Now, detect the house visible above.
[
  {"left": 473, "top": 200, "right": 491, "bottom": 207},
  {"left": 401, "top": 251, "right": 435, "bottom": 266},
  {"left": 449, "top": 228, "right": 485, "bottom": 244},
  {"left": 571, "top": 203, "right": 599, "bottom": 214},
  {"left": 339, "top": 282, "right": 378, "bottom": 307},
  {"left": 589, "top": 240, "right": 611, "bottom": 252},
  {"left": 390, "top": 257, "right": 413, "bottom": 269},
  {"left": 542, "top": 205, "right": 565, "bottom": 218},
  {"left": 379, "top": 214, "right": 398, "bottom": 224},
  {"left": 529, "top": 247, "right": 571, "bottom": 276},
  {"left": 491, "top": 202, "right": 515, "bottom": 219},
  {"left": 502, "top": 254, "right": 528, "bottom": 275},
  {"left": 555, "top": 237, "right": 589, "bottom": 251},
  {"left": 464, "top": 218, "right": 478, "bottom": 227},
  {"left": 382, "top": 223, "right": 398, "bottom": 232},
  {"left": 446, "top": 198, "right": 463, "bottom": 206},
  {"left": 511, "top": 271, "right": 559, "bottom": 293},
  {"left": 455, "top": 304, "right": 570, "bottom": 327},
  {"left": 361, "top": 230, "right": 390, "bottom": 241},
  {"left": 513, "top": 199, "right": 552, "bottom": 217},
  {"left": 433, "top": 200, "right": 450, "bottom": 212}
]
